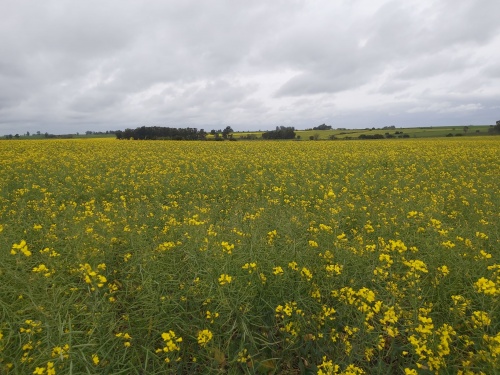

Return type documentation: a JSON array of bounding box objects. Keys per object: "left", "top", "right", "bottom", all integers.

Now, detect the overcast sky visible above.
[{"left": 1, "top": 0, "right": 500, "bottom": 135}]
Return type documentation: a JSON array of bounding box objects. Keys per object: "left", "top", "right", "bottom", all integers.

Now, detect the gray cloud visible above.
[{"left": 1, "top": 0, "right": 499, "bottom": 135}]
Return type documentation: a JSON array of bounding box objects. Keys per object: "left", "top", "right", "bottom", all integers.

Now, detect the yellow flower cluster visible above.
[
  {"left": 33, "top": 361, "right": 55, "bottom": 375},
  {"left": 221, "top": 241, "right": 235, "bottom": 254},
  {"left": 242, "top": 262, "right": 257, "bottom": 273},
  {"left": 11, "top": 240, "right": 32, "bottom": 256},
  {"left": 32, "top": 263, "right": 55, "bottom": 277},
  {"left": 218, "top": 274, "right": 232, "bottom": 285},
  {"left": 197, "top": 329, "right": 213, "bottom": 347},
  {"left": 78, "top": 263, "right": 107, "bottom": 291},
  {"left": 115, "top": 332, "right": 132, "bottom": 347},
  {"left": 156, "top": 330, "right": 182, "bottom": 363}
]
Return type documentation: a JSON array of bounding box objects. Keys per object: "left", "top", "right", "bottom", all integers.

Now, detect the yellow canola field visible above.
[{"left": 0, "top": 138, "right": 499, "bottom": 374}]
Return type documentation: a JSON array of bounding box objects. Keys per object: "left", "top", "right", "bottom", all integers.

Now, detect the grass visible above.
[{"left": 0, "top": 137, "right": 499, "bottom": 374}]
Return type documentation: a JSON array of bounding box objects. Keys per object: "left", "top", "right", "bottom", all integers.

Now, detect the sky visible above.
[{"left": 1, "top": 0, "right": 500, "bottom": 135}]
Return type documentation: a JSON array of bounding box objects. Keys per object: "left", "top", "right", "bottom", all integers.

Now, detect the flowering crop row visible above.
[{"left": 0, "top": 138, "right": 498, "bottom": 374}]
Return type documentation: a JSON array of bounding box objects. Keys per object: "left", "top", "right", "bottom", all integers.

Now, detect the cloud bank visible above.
[{"left": 1, "top": 0, "right": 499, "bottom": 134}]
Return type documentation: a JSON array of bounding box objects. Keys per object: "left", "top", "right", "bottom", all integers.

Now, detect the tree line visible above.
[
  {"left": 116, "top": 126, "right": 297, "bottom": 140},
  {"left": 116, "top": 126, "right": 208, "bottom": 140}
]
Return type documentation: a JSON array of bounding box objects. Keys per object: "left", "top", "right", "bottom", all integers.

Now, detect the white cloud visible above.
[{"left": 1, "top": 0, "right": 500, "bottom": 134}]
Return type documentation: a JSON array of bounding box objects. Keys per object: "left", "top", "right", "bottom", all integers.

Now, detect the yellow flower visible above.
[
  {"left": 218, "top": 274, "right": 232, "bottom": 285},
  {"left": 474, "top": 277, "right": 499, "bottom": 296},
  {"left": 325, "top": 264, "right": 343, "bottom": 275},
  {"left": 380, "top": 306, "right": 398, "bottom": 325},
  {"left": 205, "top": 310, "right": 219, "bottom": 323},
  {"left": 221, "top": 241, "right": 235, "bottom": 254},
  {"left": 32, "top": 264, "right": 55, "bottom": 277},
  {"left": 237, "top": 348, "right": 251, "bottom": 363},
  {"left": 267, "top": 230, "right": 278, "bottom": 244},
  {"left": 92, "top": 354, "right": 99, "bottom": 365},
  {"left": 51, "top": 344, "right": 70, "bottom": 360},
  {"left": 475, "top": 250, "right": 492, "bottom": 260},
  {"left": 317, "top": 356, "right": 339, "bottom": 375},
  {"left": 403, "top": 259, "right": 428, "bottom": 273},
  {"left": 441, "top": 240, "right": 455, "bottom": 249},
  {"left": 273, "top": 266, "right": 284, "bottom": 275},
  {"left": 475, "top": 231, "right": 488, "bottom": 239},
  {"left": 300, "top": 267, "right": 313, "bottom": 281},
  {"left": 437, "top": 265, "right": 450, "bottom": 276},
  {"left": 47, "top": 362, "right": 55, "bottom": 375},
  {"left": 471, "top": 311, "right": 491, "bottom": 328},
  {"left": 158, "top": 241, "right": 176, "bottom": 251},
  {"left": 11, "top": 240, "right": 31, "bottom": 256},
  {"left": 242, "top": 262, "right": 257, "bottom": 273},
  {"left": 197, "top": 329, "right": 213, "bottom": 347}
]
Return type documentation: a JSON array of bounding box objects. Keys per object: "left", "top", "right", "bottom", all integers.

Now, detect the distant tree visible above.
[
  {"left": 495, "top": 120, "right": 500, "bottom": 132},
  {"left": 222, "top": 126, "right": 233, "bottom": 139},
  {"left": 198, "top": 129, "right": 207, "bottom": 140},
  {"left": 312, "top": 124, "right": 332, "bottom": 130},
  {"left": 262, "top": 126, "right": 295, "bottom": 140},
  {"left": 26, "top": 131, "right": 30, "bottom": 136},
  {"left": 463, "top": 126, "right": 469, "bottom": 134},
  {"left": 123, "top": 128, "right": 134, "bottom": 139},
  {"left": 14, "top": 134, "right": 20, "bottom": 139}
]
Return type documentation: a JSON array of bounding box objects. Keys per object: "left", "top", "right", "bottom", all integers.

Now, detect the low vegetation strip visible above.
[{"left": 0, "top": 138, "right": 499, "bottom": 374}]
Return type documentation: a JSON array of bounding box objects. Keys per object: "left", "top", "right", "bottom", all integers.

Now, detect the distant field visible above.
[
  {"left": 233, "top": 125, "right": 493, "bottom": 140},
  {"left": 1, "top": 137, "right": 499, "bottom": 374}
]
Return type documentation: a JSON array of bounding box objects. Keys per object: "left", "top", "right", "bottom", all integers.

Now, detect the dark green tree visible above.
[{"left": 222, "top": 126, "right": 233, "bottom": 139}]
